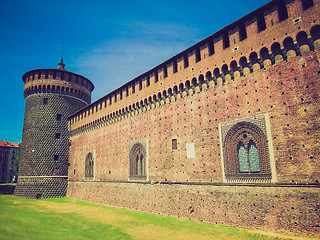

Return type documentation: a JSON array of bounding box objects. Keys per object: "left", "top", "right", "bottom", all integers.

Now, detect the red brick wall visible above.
[
  {"left": 68, "top": 181, "right": 320, "bottom": 236},
  {"left": 67, "top": 0, "right": 320, "bottom": 236}
]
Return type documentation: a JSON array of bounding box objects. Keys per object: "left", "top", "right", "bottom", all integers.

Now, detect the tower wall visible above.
[{"left": 15, "top": 63, "right": 93, "bottom": 199}]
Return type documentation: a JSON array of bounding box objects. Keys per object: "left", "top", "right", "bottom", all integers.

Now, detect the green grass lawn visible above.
[{"left": 0, "top": 185, "right": 309, "bottom": 240}]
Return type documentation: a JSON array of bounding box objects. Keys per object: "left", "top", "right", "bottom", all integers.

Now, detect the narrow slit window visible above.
[
  {"left": 173, "top": 60, "right": 178, "bottom": 73},
  {"left": 172, "top": 139, "right": 177, "bottom": 150},
  {"left": 239, "top": 22, "right": 247, "bottom": 41},
  {"left": 55, "top": 133, "right": 61, "bottom": 139},
  {"left": 56, "top": 114, "right": 62, "bottom": 121},
  {"left": 223, "top": 33, "right": 230, "bottom": 49},
  {"left": 184, "top": 54, "right": 189, "bottom": 68},
  {"left": 195, "top": 47, "right": 201, "bottom": 62},
  {"left": 163, "top": 65, "right": 168, "bottom": 78},
  {"left": 208, "top": 39, "right": 215, "bottom": 56},
  {"left": 154, "top": 71, "right": 159, "bottom": 83}
]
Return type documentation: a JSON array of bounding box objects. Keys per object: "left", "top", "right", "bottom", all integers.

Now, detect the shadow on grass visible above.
[{"left": 0, "top": 184, "right": 16, "bottom": 195}]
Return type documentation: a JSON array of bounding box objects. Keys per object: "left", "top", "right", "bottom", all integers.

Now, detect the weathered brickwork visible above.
[
  {"left": 68, "top": 182, "right": 320, "bottom": 236},
  {"left": 15, "top": 61, "right": 94, "bottom": 199},
  {"left": 67, "top": 0, "right": 320, "bottom": 237}
]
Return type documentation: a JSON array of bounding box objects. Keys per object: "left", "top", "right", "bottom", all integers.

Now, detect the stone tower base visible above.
[{"left": 14, "top": 177, "right": 67, "bottom": 199}]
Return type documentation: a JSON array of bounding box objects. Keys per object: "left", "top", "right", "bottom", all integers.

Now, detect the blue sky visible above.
[{"left": 0, "top": 0, "right": 270, "bottom": 143}]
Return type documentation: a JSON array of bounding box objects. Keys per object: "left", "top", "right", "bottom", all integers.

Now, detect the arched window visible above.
[
  {"left": 238, "top": 142, "right": 249, "bottom": 172},
  {"left": 129, "top": 142, "right": 147, "bottom": 180},
  {"left": 222, "top": 121, "right": 271, "bottom": 182},
  {"left": 311, "top": 25, "right": 320, "bottom": 41},
  {"left": 85, "top": 152, "right": 94, "bottom": 178},
  {"left": 237, "top": 140, "right": 260, "bottom": 173},
  {"left": 248, "top": 140, "right": 260, "bottom": 172},
  {"left": 283, "top": 37, "right": 296, "bottom": 52}
]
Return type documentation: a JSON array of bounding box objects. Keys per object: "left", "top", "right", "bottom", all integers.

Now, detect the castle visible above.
[{"left": 17, "top": 0, "right": 320, "bottom": 237}]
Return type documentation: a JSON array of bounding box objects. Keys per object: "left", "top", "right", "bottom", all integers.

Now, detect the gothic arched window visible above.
[
  {"left": 129, "top": 142, "right": 147, "bottom": 180},
  {"left": 85, "top": 152, "right": 94, "bottom": 178},
  {"left": 223, "top": 121, "right": 271, "bottom": 182},
  {"left": 237, "top": 140, "right": 260, "bottom": 173}
]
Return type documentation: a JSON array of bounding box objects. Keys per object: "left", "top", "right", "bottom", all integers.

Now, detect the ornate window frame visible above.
[
  {"left": 128, "top": 139, "right": 148, "bottom": 181},
  {"left": 84, "top": 150, "right": 95, "bottom": 180},
  {"left": 219, "top": 114, "right": 276, "bottom": 183}
]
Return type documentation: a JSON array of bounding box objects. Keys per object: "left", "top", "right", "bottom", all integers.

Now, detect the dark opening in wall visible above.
[
  {"left": 43, "top": 98, "right": 48, "bottom": 105},
  {"left": 146, "top": 75, "right": 150, "bottom": 87},
  {"left": 223, "top": 33, "right": 230, "bottom": 49},
  {"left": 139, "top": 79, "right": 142, "bottom": 90},
  {"left": 257, "top": 12, "right": 266, "bottom": 32},
  {"left": 163, "top": 65, "right": 168, "bottom": 78},
  {"left": 55, "top": 133, "right": 61, "bottom": 139},
  {"left": 132, "top": 83, "right": 135, "bottom": 94},
  {"left": 208, "top": 39, "right": 215, "bottom": 56},
  {"left": 56, "top": 114, "right": 62, "bottom": 121},
  {"left": 239, "top": 22, "right": 247, "bottom": 41},
  {"left": 195, "top": 47, "right": 201, "bottom": 62},
  {"left": 173, "top": 60, "right": 178, "bottom": 73},
  {"left": 302, "top": 0, "right": 314, "bottom": 10},
  {"left": 184, "top": 54, "right": 189, "bottom": 68},
  {"left": 277, "top": 0, "right": 288, "bottom": 22},
  {"left": 172, "top": 139, "right": 177, "bottom": 150},
  {"left": 154, "top": 71, "right": 159, "bottom": 83}
]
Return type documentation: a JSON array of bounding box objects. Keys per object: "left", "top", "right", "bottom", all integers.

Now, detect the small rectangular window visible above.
[
  {"left": 173, "top": 60, "right": 178, "bottom": 73},
  {"left": 302, "top": 0, "right": 314, "bottom": 10},
  {"left": 154, "top": 71, "right": 159, "bottom": 83},
  {"left": 195, "top": 47, "right": 201, "bottom": 62},
  {"left": 163, "top": 65, "right": 168, "bottom": 78},
  {"left": 239, "top": 22, "right": 247, "bottom": 41},
  {"left": 277, "top": 0, "right": 288, "bottom": 22},
  {"left": 43, "top": 98, "right": 48, "bottom": 105},
  {"left": 208, "top": 39, "right": 214, "bottom": 56},
  {"left": 257, "top": 12, "right": 266, "bottom": 32},
  {"left": 132, "top": 83, "right": 135, "bottom": 94},
  {"left": 56, "top": 114, "right": 62, "bottom": 121},
  {"left": 172, "top": 139, "right": 177, "bottom": 150},
  {"left": 55, "top": 133, "right": 60, "bottom": 139},
  {"left": 223, "top": 33, "right": 230, "bottom": 49},
  {"left": 146, "top": 75, "right": 150, "bottom": 87},
  {"left": 139, "top": 79, "right": 142, "bottom": 90},
  {"left": 54, "top": 155, "right": 59, "bottom": 161},
  {"left": 184, "top": 54, "right": 189, "bottom": 68}
]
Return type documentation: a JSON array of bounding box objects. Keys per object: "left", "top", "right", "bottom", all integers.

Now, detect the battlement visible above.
[
  {"left": 68, "top": 0, "right": 320, "bottom": 131},
  {"left": 22, "top": 63, "right": 94, "bottom": 104}
]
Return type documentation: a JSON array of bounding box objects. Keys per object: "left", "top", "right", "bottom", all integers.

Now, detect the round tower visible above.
[{"left": 14, "top": 60, "right": 94, "bottom": 199}]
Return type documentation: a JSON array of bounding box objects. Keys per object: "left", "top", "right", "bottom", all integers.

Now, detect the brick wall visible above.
[{"left": 67, "top": 0, "right": 320, "bottom": 236}]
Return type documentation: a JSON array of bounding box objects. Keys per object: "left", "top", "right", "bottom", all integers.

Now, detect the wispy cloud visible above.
[{"left": 74, "top": 23, "right": 199, "bottom": 101}]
